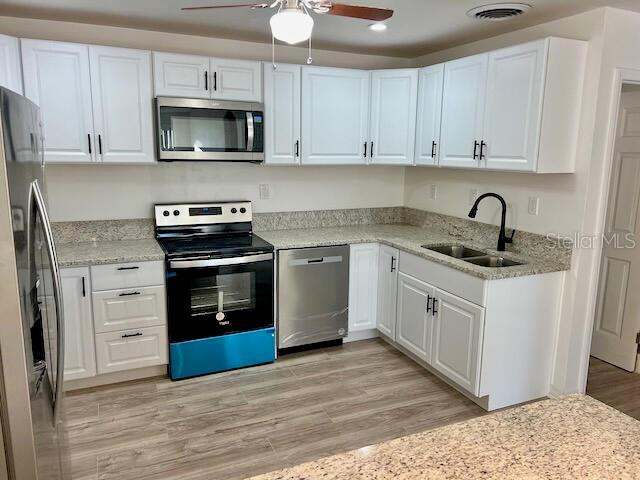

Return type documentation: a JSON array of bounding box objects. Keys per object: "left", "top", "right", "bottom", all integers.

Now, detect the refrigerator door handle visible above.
[{"left": 29, "top": 179, "right": 65, "bottom": 423}]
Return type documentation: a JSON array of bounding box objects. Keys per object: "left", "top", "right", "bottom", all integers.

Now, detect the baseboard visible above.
[
  {"left": 344, "top": 329, "right": 379, "bottom": 343},
  {"left": 64, "top": 364, "right": 168, "bottom": 391}
]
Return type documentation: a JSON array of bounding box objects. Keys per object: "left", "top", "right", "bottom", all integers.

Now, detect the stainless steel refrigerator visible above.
[{"left": 0, "top": 87, "right": 70, "bottom": 478}]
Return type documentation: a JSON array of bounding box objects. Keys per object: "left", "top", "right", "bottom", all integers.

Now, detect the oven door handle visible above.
[{"left": 169, "top": 252, "right": 273, "bottom": 269}]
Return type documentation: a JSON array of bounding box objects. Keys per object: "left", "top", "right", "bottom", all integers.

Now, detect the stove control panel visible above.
[{"left": 154, "top": 202, "right": 252, "bottom": 227}]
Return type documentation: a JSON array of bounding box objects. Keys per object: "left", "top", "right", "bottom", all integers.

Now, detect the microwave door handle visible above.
[
  {"left": 246, "top": 112, "right": 254, "bottom": 152},
  {"left": 30, "top": 179, "right": 65, "bottom": 424}
]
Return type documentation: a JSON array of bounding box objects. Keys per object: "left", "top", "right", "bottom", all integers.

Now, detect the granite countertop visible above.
[
  {"left": 257, "top": 224, "right": 568, "bottom": 280},
  {"left": 56, "top": 239, "right": 165, "bottom": 267},
  {"left": 250, "top": 395, "right": 640, "bottom": 480}
]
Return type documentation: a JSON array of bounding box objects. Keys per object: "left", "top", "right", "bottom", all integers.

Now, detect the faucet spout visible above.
[{"left": 467, "top": 193, "right": 514, "bottom": 252}]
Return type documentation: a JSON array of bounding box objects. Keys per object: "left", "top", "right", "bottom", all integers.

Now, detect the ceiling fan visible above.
[{"left": 182, "top": 0, "right": 393, "bottom": 45}]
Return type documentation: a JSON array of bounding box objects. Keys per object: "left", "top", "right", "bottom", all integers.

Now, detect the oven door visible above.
[
  {"left": 156, "top": 97, "right": 264, "bottom": 162},
  {"left": 166, "top": 253, "right": 273, "bottom": 343}
]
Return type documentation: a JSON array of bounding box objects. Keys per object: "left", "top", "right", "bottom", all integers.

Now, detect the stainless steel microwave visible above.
[{"left": 155, "top": 97, "right": 264, "bottom": 162}]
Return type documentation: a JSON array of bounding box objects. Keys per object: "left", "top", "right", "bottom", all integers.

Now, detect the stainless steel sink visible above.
[
  {"left": 422, "top": 244, "right": 487, "bottom": 259},
  {"left": 463, "top": 256, "right": 524, "bottom": 267}
]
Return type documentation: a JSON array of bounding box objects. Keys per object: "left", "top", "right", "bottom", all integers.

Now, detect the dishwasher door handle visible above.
[{"left": 288, "top": 255, "right": 344, "bottom": 267}]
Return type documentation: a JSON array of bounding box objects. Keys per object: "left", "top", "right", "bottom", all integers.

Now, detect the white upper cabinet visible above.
[
  {"left": 301, "top": 66, "right": 369, "bottom": 165},
  {"left": 153, "top": 52, "right": 209, "bottom": 99},
  {"left": 348, "top": 244, "right": 379, "bottom": 332},
  {"left": 211, "top": 58, "right": 262, "bottom": 102},
  {"left": 89, "top": 46, "right": 154, "bottom": 163},
  {"left": 0, "top": 35, "right": 22, "bottom": 94},
  {"left": 369, "top": 69, "right": 418, "bottom": 165},
  {"left": 61, "top": 268, "right": 97, "bottom": 381},
  {"left": 264, "top": 63, "right": 301, "bottom": 165},
  {"left": 431, "top": 288, "right": 485, "bottom": 395},
  {"left": 22, "top": 39, "right": 95, "bottom": 163},
  {"left": 153, "top": 53, "right": 262, "bottom": 101},
  {"left": 414, "top": 64, "right": 444, "bottom": 166},
  {"left": 440, "top": 53, "right": 488, "bottom": 169},
  {"left": 482, "top": 41, "right": 545, "bottom": 171}
]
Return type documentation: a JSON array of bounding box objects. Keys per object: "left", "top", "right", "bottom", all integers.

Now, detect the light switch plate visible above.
[
  {"left": 528, "top": 196, "right": 540, "bottom": 215},
  {"left": 259, "top": 184, "right": 271, "bottom": 200}
]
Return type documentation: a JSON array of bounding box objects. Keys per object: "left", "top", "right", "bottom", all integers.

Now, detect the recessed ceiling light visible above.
[{"left": 368, "top": 23, "right": 387, "bottom": 32}]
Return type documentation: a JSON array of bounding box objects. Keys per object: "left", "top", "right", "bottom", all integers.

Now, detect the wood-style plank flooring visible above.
[
  {"left": 64, "top": 339, "right": 486, "bottom": 480},
  {"left": 586, "top": 356, "right": 640, "bottom": 420}
]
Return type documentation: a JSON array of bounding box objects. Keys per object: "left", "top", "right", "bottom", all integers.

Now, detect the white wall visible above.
[
  {"left": 405, "top": 9, "right": 606, "bottom": 237},
  {"left": 0, "top": 16, "right": 410, "bottom": 70},
  {"left": 44, "top": 164, "right": 405, "bottom": 221}
]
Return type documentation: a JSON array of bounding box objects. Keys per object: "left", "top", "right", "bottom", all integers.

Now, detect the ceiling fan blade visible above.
[
  {"left": 181, "top": 3, "right": 270, "bottom": 10},
  {"left": 321, "top": 3, "right": 393, "bottom": 21}
]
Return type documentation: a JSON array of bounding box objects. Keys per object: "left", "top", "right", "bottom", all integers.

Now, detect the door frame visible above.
[{"left": 578, "top": 68, "right": 640, "bottom": 392}]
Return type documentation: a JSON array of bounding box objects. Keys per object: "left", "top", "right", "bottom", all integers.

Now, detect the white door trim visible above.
[{"left": 576, "top": 67, "right": 640, "bottom": 393}]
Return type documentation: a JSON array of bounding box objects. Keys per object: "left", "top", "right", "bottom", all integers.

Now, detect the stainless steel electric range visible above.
[{"left": 154, "top": 201, "right": 275, "bottom": 380}]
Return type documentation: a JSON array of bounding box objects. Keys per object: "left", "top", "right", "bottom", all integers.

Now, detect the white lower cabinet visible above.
[
  {"left": 61, "top": 268, "right": 97, "bottom": 381},
  {"left": 431, "top": 288, "right": 485, "bottom": 395},
  {"left": 348, "top": 244, "right": 379, "bottom": 332},
  {"left": 95, "top": 326, "right": 168, "bottom": 374},
  {"left": 376, "top": 245, "right": 399, "bottom": 339},
  {"left": 396, "top": 272, "right": 434, "bottom": 362},
  {"left": 62, "top": 261, "right": 167, "bottom": 384}
]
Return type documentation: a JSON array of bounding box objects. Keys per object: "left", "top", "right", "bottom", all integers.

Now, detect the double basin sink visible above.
[{"left": 422, "top": 244, "right": 525, "bottom": 268}]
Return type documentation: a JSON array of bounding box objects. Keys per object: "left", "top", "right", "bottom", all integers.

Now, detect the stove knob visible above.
[
  {"left": 231, "top": 208, "right": 237, "bottom": 214},
  {"left": 163, "top": 210, "right": 170, "bottom": 217},
  {"left": 173, "top": 210, "right": 180, "bottom": 216},
  {"left": 240, "top": 207, "right": 247, "bottom": 214}
]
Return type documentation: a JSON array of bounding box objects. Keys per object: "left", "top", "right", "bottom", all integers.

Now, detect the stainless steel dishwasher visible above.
[{"left": 277, "top": 245, "right": 349, "bottom": 349}]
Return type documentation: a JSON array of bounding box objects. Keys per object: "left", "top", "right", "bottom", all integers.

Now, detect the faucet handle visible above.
[{"left": 506, "top": 229, "right": 516, "bottom": 243}]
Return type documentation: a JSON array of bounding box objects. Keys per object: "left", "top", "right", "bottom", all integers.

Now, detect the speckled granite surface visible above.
[
  {"left": 52, "top": 208, "right": 571, "bottom": 277},
  {"left": 56, "top": 239, "right": 164, "bottom": 268},
  {"left": 258, "top": 224, "right": 568, "bottom": 280},
  {"left": 249, "top": 395, "right": 640, "bottom": 480}
]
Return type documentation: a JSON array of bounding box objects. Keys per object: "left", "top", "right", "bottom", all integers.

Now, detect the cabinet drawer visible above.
[
  {"left": 95, "top": 326, "right": 168, "bottom": 374},
  {"left": 91, "top": 261, "right": 164, "bottom": 291},
  {"left": 399, "top": 252, "right": 485, "bottom": 306},
  {"left": 92, "top": 285, "right": 166, "bottom": 334}
]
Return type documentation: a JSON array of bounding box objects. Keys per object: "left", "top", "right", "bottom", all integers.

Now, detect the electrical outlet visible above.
[
  {"left": 259, "top": 184, "right": 271, "bottom": 200},
  {"left": 469, "top": 188, "right": 479, "bottom": 206},
  {"left": 430, "top": 184, "right": 438, "bottom": 200},
  {"left": 528, "top": 196, "right": 540, "bottom": 215}
]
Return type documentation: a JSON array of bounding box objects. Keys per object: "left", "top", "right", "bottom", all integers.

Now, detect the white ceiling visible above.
[{"left": 0, "top": 0, "right": 638, "bottom": 57}]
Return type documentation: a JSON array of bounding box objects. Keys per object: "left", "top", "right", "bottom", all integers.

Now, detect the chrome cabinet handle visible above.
[{"left": 29, "top": 179, "right": 65, "bottom": 423}]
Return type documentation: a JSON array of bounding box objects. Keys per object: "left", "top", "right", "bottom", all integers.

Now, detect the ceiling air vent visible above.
[{"left": 467, "top": 3, "right": 531, "bottom": 21}]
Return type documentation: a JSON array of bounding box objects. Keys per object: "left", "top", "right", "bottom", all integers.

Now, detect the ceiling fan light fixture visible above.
[
  {"left": 368, "top": 22, "right": 387, "bottom": 32},
  {"left": 270, "top": 7, "right": 314, "bottom": 45}
]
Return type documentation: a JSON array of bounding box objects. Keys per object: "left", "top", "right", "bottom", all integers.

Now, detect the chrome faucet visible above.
[{"left": 467, "top": 193, "right": 516, "bottom": 252}]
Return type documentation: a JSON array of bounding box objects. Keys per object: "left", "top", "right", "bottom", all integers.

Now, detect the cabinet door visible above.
[
  {"left": 431, "top": 289, "right": 485, "bottom": 395},
  {"left": 21, "top": 39, "right": 95, "bottom": 163},
  {"left": 0, "top": 34, "right": 22, "bottom": 94},
  {"left": 61, "top": 268, "right": 96, "bottom": 381},
  {"left": 440, "top": 53, "right": 488, "bottom": 169},
  {"left": 396, "top": 272, "right": 434, "bottom": 362},
  {"left": 376, "top": 245, "right": 399, "bottom": 339},
  {"left": 153, "top": 51, "right": 209, "bottom": 99},
  {"left": 415, "top": 64, "right": 444, "bottom": 166},
  {"left": 264, "top": 63, "right": 301, "bottom": 165},
  {"left": 483, "top": 41, "right": 545, "bottom": 172},
  {"left": 301, "top": 67, "right": 369, "bottom": 165},
  {"left": 211, "top": 58, "right": 262, "bottom": 102},
  {"left": 89, "top": 46, "right": 154, "bottom": 163},
  {"left": 369, "top": 69, "right": 418, "bottom": 165},
  {"left": 92, "top": 285, "right": 166, "bottom": 334},
  {"left": 348, "top": 244, "right": 379, "bottom": 332}
]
